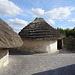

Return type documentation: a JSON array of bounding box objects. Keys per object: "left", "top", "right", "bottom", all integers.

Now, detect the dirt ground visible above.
[{"left": 0, "top": 49, "right": 75, "bottom": 75}]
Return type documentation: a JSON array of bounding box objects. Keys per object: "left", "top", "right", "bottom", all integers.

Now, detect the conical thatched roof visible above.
[
  {"left": 19, "top": 18, "right": 64, "bottom": 40},
  {"left": 0, "top": 19, "right": 23, "bottom": 49}
]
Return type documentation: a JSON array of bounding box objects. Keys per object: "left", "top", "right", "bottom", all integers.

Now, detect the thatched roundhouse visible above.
[
  {"left": 19, "top": 18, "right": 64, "bottom": 53},
  {"left": 0, "top": 19, "right": 23, "bottom": 69}
]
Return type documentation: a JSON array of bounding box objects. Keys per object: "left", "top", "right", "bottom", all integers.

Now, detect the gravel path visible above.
[{"left": 0, "top": 50, "right": 75, "bottom": 75}]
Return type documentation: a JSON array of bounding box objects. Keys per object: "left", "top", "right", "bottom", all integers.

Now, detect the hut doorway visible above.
[{"left": 57, "top": 39, "right": 62, "bottom": 50}]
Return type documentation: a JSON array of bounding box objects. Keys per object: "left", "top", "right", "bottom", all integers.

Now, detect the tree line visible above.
[{"left": 57, "top": 27, "right": 75, "bottom": 38}]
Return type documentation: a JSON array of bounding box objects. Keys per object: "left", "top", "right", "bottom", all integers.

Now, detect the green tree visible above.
[
  {"left": 57, "top": 27, "right": 75, "bottom": 38},
  {"left": 57, "top": 28, "right": 66, "bottom": 36}
]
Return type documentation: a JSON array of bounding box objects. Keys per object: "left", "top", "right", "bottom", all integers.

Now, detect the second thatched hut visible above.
[{"left": 19, "top": 18, "right": 64, "bottom": 53}]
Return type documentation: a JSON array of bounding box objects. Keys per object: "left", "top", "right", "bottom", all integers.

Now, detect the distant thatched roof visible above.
[
  {"left": 0, "top": 19, "right": 23, "bottom": 49},
  {"left": 19, "top": 18, "right": 64, "bottom": 40}
]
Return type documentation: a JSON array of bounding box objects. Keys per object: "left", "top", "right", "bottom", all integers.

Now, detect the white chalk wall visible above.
[
  {"left": 0, "top": 50, "right": 9, "bottom": 69},
  {"left": 19, "top": 40, "right": 58, "bottom": 53}
]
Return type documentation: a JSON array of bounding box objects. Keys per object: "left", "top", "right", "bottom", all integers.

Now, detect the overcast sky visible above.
[{"left": 0, "top": 0, "right": 75, "bottom": 33}]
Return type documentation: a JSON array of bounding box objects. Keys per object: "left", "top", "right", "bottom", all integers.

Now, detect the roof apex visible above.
[{"left": 32, "top": 17, "right": 45, "bottom": 23}]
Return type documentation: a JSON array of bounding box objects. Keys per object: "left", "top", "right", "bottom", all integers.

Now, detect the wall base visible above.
[
  {"left": 19, "top": 40, "right": 58, "bottom": 54},
  {"left": 0, "top": 50, "right": 9, "bottom": 70}
]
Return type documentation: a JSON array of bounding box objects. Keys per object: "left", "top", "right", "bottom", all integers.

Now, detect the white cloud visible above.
[
  {"left": 7, "top": 18, "right": 28, "bottom": 26},
  {"left": 7, "top": 18, "right": 28, "bottom": 33},
  {"left": 32, "top": 8, "right": 44, "bottom": 15},
  {"left": 31, "top": 7, "right": 75, "bottom": 25},
  {"left": 44, "top": 7, "right": 75, "bottom": 20},
  {"left": 32, "top": 15, "right": 37, "bottom": 18},
  {"left": 68, "top": 19, "right": 75, "bottom": 22},
  {"left": 47, "top": 19, "right": 55, "bottom": 25},
  {"left": 69, "top": 7, "right": 75, "bottom": 11},
  {"left": 0, "top": 0, "right": 22, "bottom": 16},
  {"left": 58, "top": 25, "right": 74, "bottom": 29},
  {"left": 13, "top": 27, "right": 23, "bottom": 30}
]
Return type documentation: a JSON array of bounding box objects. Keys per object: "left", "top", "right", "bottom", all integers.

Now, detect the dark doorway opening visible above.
[{"left": 57, "top": 39, "right": 62, "bottom": 49}]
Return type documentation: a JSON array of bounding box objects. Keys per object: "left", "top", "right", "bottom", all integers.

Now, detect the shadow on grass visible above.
[
  {"left": 9, "top": 49, "right": 46, "bottom": 55},
  {"left": 9, "top": 49, "right": 75, "bottom": 55},
  {"left": 32, "top": 64, "right": 75, "bottom": 75},
  {"left": 9, "top": 49, "right": 34, "bottom": 55}
]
